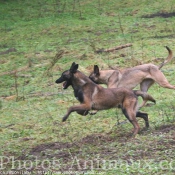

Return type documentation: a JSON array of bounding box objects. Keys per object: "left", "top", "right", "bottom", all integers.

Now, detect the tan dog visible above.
[
  {"left": 89, "top": 46, "right": 173, "bottom": 107},
  {"left": 55, "top": 62, "right": 156, "bottom": 136}
]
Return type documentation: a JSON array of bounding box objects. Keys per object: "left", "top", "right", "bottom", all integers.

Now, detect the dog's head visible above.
[
  {"left": 89, "top": 65, "right": 100, "bottom": 84},
  {"left": 55, "top": 62, "right": 78, "bottom": 89}
]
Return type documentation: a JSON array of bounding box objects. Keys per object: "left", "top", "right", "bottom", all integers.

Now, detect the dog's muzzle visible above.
[
  {"left": 55, "top": 77, "right": 65, "bottom": 84},
  {"left": 55, "top": 78, "right": 71, "bottom": 89}
]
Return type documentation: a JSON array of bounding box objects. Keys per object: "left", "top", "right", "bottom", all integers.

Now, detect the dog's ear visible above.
[
  {"left": 94, "top": 65, "right": 100, "bottom": 76},
  {"left": 70, "top": 63, "right": 79, "bottom": 73},
  {"left": 70, "top": 62, "right": 76, "bottom": 69}
]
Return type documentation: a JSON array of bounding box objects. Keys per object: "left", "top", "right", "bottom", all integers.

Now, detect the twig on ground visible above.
[{"left": 96, "top": 43, "right": 132, "bottom": 54}]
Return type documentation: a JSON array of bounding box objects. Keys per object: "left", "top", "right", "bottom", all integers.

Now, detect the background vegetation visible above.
[{"left": 0, "top": 0, "right": 175, "bottom": 174}]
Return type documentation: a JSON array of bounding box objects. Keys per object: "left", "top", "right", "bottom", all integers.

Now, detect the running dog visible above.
[
  {"left": 55, "top": 62, "right": 155, "bottom": 136},
  {"left": 89, "top": 46, "right": 173, "bottom": 107},
  {"left": 56, "top": 63, "right": 155, "bottom": 115}
]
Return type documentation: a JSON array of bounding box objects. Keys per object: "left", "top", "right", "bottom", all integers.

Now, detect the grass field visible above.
[{"left": 0, "top": 0, "right": 175, "bottom": 174}]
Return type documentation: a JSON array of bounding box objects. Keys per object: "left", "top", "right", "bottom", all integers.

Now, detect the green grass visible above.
[{"left": 0, "top": 0, "right": 175, "bottom": 174}]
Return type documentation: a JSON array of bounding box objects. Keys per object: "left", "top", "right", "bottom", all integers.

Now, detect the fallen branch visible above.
[
  {"left": 96, "top": 43, "right": 132, "bottom": 53},
  {"left": 104, "top": 43, "right": 132, "bottom": 52}
]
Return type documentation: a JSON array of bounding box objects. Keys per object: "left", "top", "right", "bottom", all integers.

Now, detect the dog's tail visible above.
[
  {"left": 158, "top": 46, "right": 173, "bottom": 69},
  {"left": 133, "top": 90, "right": 156, "bottom": 104}
]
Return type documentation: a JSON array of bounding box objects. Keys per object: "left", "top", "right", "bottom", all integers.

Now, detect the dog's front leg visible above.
[{"left": 62, "top": 104, "right": 91, "bottom": 122}]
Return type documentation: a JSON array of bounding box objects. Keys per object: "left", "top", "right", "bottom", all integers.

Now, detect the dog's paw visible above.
[
  {"left": 89, "top": 110, "right": 98, "bottom": 115},
  {"left": 62, "top": 116, "right": 67, "bottom": 122}
]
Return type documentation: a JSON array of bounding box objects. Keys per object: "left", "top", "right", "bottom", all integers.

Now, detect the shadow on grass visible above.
[{"left": 142, "top": 12, "right": 175, "bottom": 18}]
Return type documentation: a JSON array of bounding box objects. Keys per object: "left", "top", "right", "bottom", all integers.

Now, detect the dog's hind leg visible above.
[
  {"left": 62, "top": 104, "right": 91, "bottom": 122},
  {"left": 150, "top": 68, "right": 175, "bottom": 89},
  {"left": 122, "top": 108, "right": 140, "bottom": 136},
  {"left": 157, "top": 79, "right": 175, "bottom": 89},
  {"left": 136, "top": 111, "right": 149, "bottom": 128}
]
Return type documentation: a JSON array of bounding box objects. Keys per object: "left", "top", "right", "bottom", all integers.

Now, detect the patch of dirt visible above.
[
  {"left": 155, "top": 124, "right": 175, "bottom": 133},
  {"left": 30, "top": 142, "right": 73, "bottom": 155},
  {"left": 26, "top": 134, "right": 116, "bottom": 160},
  {"left": 80, "top": 134, "right": 114, "bottom": 145},
  {"left": 142, "top": 12, "right": 175, "bottom": 18},
  {"left": 12, "top": 124, "right": 175, "bottom": 172},
  {"left": 16, "top": 134, "right": 120, "bottom": 171},
  {"left": 0, "top": 48, "right": 17, "bottom": 55}
]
